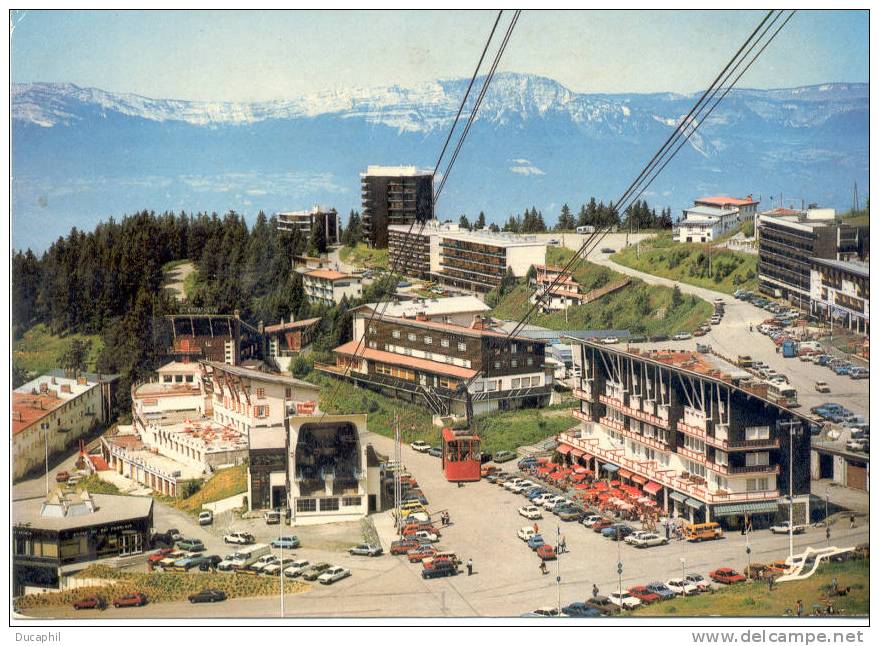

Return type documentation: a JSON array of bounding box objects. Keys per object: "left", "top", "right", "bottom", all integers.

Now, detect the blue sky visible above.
[{"left": 10, "top": 9, "right": 868, "bottom": 101}]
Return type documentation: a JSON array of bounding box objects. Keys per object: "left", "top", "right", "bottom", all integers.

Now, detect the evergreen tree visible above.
[
  {"left": 309, "top": 217, "right": 328, "bottom": 255},
  {"left": 556, "top": 204, "right": 574, "bottom": 231},
  {"left": 474, "top": 211, "right": 486, "bottom": 230},
  {"left": 577, "top": 204, "right": 588, "bottom": 228},
  {"left": 458, "top": 214, "right": 471, "bottom": 231},
  {"left": 60, "top": 339, "right": 92, "bottom": 375}
]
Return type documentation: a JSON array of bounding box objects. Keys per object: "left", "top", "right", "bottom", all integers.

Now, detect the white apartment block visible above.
[{"left": 303, "top": 269, "right": 363, "bottom": 306}]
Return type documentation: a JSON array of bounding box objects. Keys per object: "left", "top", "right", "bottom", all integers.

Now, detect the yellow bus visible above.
[{"left": 684, "top": 522, "right": 723, "bottom": 542}]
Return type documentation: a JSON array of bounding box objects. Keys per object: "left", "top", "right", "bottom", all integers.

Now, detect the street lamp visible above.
[
  {"left": 680, "top": 556, "right": 685, "bottom": 583},
  {"left": 556, "top": 524, "right": 562, "bottom": 615},
  {"left": 825, "top": 492, "right": 831, "bottom": 546},
  {"left": 617, "top": 525, "right": 623, "bottom": 607}
]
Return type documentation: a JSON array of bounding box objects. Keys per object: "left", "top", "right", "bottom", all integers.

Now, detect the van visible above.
[
  {"left": 422, "top": 551, "right": 460, "bottom": 567},
  {"left": 737, "top": 355, "right": 754, "bottom": 368},
  {"left": 684, "top": 522, "right": 723, "bottom": 542},
  {"left": 264, "top": 510, "right": 281, "bottom": 525},
  {"left": 228, "top": 543, "right": 271, "bottom": 570}
]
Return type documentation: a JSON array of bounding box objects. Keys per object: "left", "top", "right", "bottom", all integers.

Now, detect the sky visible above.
[{"left": 10, "top": 9, "right": 869, "bottom": 101}]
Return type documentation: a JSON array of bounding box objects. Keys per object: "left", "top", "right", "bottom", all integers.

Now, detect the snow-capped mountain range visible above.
[{"left": 11, "top": 73, "right": 868, "bottom": 250}]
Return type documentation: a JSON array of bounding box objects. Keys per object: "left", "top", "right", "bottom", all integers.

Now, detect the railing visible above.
[
  {"left": 676, "top": 420, "right": 707, "bottom": 439},
  {"left": 618, "top": 426, "right": 671, "bottom": 453},
  {"left": 677, "top": 445, "right": 707, "bottom": 464},
  {"left": 600, "top": 394, "right": 671, "bottom": 429},
  {"left": 599, "top": 416, "right": 626, "bottom": 433},
  {"left": 572, "top": 408, "right": 591, "bottom": 423},
  {"left": 704, "top": 435, "right": 781, "bottom": 451},
  {"left": 572, "top": 386, "right": 592, "bottom": 402},
  {"left": 556, "top": 431, "right": 781, "bottom": 504},
  {"left": 705, "top": 461, "right": 780, "bottom": 476}
]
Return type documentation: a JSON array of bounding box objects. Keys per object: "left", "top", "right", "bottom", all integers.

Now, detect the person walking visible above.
[
  {"left": 533, "top": 522, "right": 539, "bottom": 535},
  {"left": 539, "top": 561, "right": 548, "bottom": 576},
  {"left": 466, "top": 558, "right": 473, "bottom": 576},
  {"left": 560, "top": 535, "right": 567, "bottom": 554},
  {"left": 592, "top": 584, "right": 599, "bottom": 598},
  {"left": 796, "top": 599, "right": 803, "bottom": 617},
  {"left": 849, "top": 514, "right": 855, "bottom": 529}
]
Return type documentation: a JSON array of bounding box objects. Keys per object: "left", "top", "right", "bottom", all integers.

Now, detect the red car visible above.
[
  {"left": 407, "top": 546, "right": 438, "bottom": 563},
  {"left": 73, "top": 595, "right": 106, "bottom": 610},
  {"left": 147, "top": 548, "right": 174, "bottom": 567},
  {"left": 403, "top": 523, "right": 440, "bottom": 538},
  {"left": 628, "top": 585, "right": 661, "bottom": 604},
  {"left": 112, "top": 593, "right": 148, "bottom": 608},
  {"left": 390, "top": 539, "right": 420, "bottom": 555},
  {"left": 709, "top": 568, "right": 747, "bottom": 585},
  {"left": 592, "top": 518, "right": 614, "bottom": 532},
  {"left": 536, "top": 545, "right": 557, "bottom": 561}
]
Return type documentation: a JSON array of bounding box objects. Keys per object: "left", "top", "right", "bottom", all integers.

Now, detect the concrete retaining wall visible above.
[{"left": 203, "top": 492, "right": 247, "bottom": 514}]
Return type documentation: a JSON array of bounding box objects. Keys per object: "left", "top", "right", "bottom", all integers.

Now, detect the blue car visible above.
[
  {"left": 526, "top": 488, "right": 547, "bottom": 500},
  {"left": 562, "top": 602, "right": 601, "bottom": 618},
  {"left": 518, "top": 458, "right": 538, "bottom": 470},
  {"left": 646, "top": 581, "right": 677, "bottom": 600},
  {"left": 527, "top": 535, "right": 545, "bottom": 550},
  {"left": 833, "top": 364, "right": 852, "bottom": 376},
  {"left": 427, "top": 447, "right": 443, "bottom": 458},
  {"left": 271, "top": 536, "right": 301, "bottom": 549},
  {"left": 601, "top": 524, "right": 634, "bottom": 540}
]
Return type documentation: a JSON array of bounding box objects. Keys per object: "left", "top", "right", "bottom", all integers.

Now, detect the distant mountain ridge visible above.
[{"left": 11, "top": 73, "right": 869, "bottom": 251}]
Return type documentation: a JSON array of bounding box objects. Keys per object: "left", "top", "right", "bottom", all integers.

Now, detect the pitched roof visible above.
[
  {"left": 696, "top": 195, "right": 759, "bottom": 207},
  {"left": 357, "top": 309, "right": 532, "bottom": 342},
  {"left": 304, "top": 269, "right": 352, "bottom": 281},
  {"left": 12, "top": 392, "right": 66, "bottom": 436},
  {"left": 264, "top": 317, "right": 322, "bottom": 334},
  {"left": 333, "top": 340, "right": 478, "bottom": 380}
]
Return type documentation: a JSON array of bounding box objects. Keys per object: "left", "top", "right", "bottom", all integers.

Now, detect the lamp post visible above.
[
  {"left": 279, "top": 506, "right": 286, "bottom": 618},
  {"left": 680, "top": 556, "right": 685, "bottom": 583},
  {"left": 825, "top": 492, "right": 831, "bottom": 546},
  {"left": 45, "top": 425, "right": 50, "bottom": 497},
  {"left": 617, "top": 525, "right": 623, "bottom": 608},
  {"left": 556, "top": 525, "right": 562, "bottom": 615}
]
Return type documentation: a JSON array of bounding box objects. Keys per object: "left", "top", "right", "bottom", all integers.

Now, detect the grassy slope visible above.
[
  {"left": 611, "top": 235, "right": 758, "bottom": 294},
  {"left": 13, "top": 324, "right": 104, "bottom": 377},
  {"left": 491, "top": 247, "right": 713, "bottom": 336},
  {"left": 472, "top": 405, "right": 575, "bottom": 456},
  {"left": 339, "top": 243, "right": 389, "bottom": 270},
  {"left": 175, "top": 464, "right": 248, "bottom": 513},
  {"left": 633, "top": 559, "right": 868, "bottom": 617}
]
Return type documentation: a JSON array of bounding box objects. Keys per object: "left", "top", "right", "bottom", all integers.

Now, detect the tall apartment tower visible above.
[{"left": 360, "top": 165, "right": 434, "bottom": 248}]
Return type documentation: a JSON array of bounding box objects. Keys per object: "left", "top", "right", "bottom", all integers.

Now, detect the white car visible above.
[
  {"left": 508, "top": 481, "right": 533, "bottom": 494},
  {"left": 410, "top": 440, "right": 431, "bottom": 453},
  {"left": 608, "top": 592, "right": 642, "bottom": 610},
  {"left": 666, "top": 578, "right": 699, "bottom": 596},
  {"left": 406, "top": 511, "right": 430, "bottom": 523},
  {"left": 770, "top": 521, "right": 805, "bottom": 535},
  {"left": 223, "top": 532, "right": 254, "bottom": 545},
  {"left": 518, "top": 505, "right": 543, "bottom": 520},
  {"left": 533, "top": 493, "right": 556, "bottom": 507},
  {"left": 626, "top": 531, "right": 669, "bottom": 548},
  {"left": 541, "top": 495, "right": 567, "bottom": 510},
  {"left": 503, "top": 478, "right": 526, "bottom": 491},
  {"left": 601, "top": 337, "right": 619, "bottom": 345},
  {"left": 413, "top": 530, "right": 439, "bottom": 544},
  {"left": 317, "top": 565, "right": 351, "bottom": 585},
  {"left": 672, "top": 333, "right": 692, "bottom": 341},
  {"left": 527, "top": 607, "right": 569, "bottom": 617},
  {"left": 250, "top": 554, "right": 279, "bottom": 572},
  {"left": 517, "top": 526, "right": 537, "bottom": 541},
  {"left": 581, "top": 515, "right": 602, "bottom": 527},
  {"left": 283, "top": 559, "right": 311, "bottom": 577},
  {"left": 685, "top": 573, "right": 712, "bottom": 592}
]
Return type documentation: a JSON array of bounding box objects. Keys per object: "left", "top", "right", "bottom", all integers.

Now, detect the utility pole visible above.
[
  {"left": 279, "top": 505, "right": 285, "bottom": 617},
  {"left": 780, "top": 418, "right": 801, "bottom": 563},
  {"left": 556, "top": 524, "right": 562, "bottom": 615},
  {"left": 393, "top": 411, "right": 402, "bottom": 537},
  {"left": 617, "top": 525, "right": 623, "bottom": 608},
  {"left": 45, "top": 426, "right": 50, "bottom": 497},
  {"left": 825, "top": 492, "right": 831, "bottom": 546}
]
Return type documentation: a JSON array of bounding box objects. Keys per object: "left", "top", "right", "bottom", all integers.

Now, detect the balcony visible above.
[
  {"left": 599, "top": 394, "right": 672, "bottom": 429},
  {"left": 572, "top": 408, "right": 592, "bottom": 424},
  {"left": 706, "top": 461, "right": 780, "bottom": 476},
  {"left": 676, "top": 419, "right": 707, "bottom": 440},
  {"left": 618, "top": 427, "right": 671, "bottom": 453},
  {"left": 598, "top": 416, "right": 626, "bottom": 433},
  {"left": 677, "top": 445, "right": 707, "bottom": 464},
  {"left": 705, "top": 435, "right": 781, "bottom": 451},
  {"left": 572, "top": 386, "right": 592, "bottom": 402},
  {"left": 556, "top": 431, "right": 780, "bottom": 504}
]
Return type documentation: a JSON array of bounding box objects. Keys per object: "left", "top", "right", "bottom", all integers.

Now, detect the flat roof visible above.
[
  {"left": 264, "top": 317, "right": 322, "bottom": 334},
  {"left": 278, "top": 206, "right": 336, "bottom": 216},
  {"left": 157, "top": 361, "right": 202, "bottom": 374},
  {"left": 684, "top": 205, "right": 739, "bottom": 218},
  {"left": 201, "top": 361, "right": 321, "bottom": 391},
  {"left": 333, "top": 340, "right": 478, "bottom": 380},
  {"left": 812, "top": 257, "right": 869, "bottom": 279},
  {"left": 361, "top": 165, "right": 433, "bottom": 177},
  {"left": 304, "top": 268, "right": 356, "bottom": 281},
  {"left": 439, "top": 229, "right": 546, "bottom": 248},
  {"left": 355, "top": 296, "right": 490, "bottom": 319},
  {"left": 13, "top": 375, "right": 100, "bottom": 435},
  {"left": 13, "top": 493, "right": 153, "bottom": 532},
  {"left": 696, "top": 196, "right": 759, "bottom": 207},
  {"left": 359, "top": 310, "right": 532, "bottom": 341}
]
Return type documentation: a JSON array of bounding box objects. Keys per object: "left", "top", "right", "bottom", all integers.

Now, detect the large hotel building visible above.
[
  {"left": 361, "top": 165, "right": 434, "bottom": 248},
  {"left": 561, "top": 340, "right": 814, "bottom": 528},
  {"left": 388, "top": 222, "right": 547, "bottom": 292}
]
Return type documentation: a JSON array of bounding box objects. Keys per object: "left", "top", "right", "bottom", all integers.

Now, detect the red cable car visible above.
[{"left": 442, "top": 427, "right": 481, "bottom": 482}]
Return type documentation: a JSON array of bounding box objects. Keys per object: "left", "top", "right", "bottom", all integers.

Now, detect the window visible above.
[
  {"left": 511, "top": 360, "right": 518, "bottom": 368},
  {"left": 526, "top": 357, "right": 534, "bottom": 366},
  {"left": 162, "top": 375, "right": 173, "bottom": 384},
  {"left": 531, "top": 376, "right": 541, "bottom": 387},
  {"left": 473, "top": 382, "right": 484, "bottom": 393},
  {"left": 392, "top": 330, "right": 401, "bottom": 339},
  {"left": 441, "top": 339, "right": 449, "bottom": 348},
  {"left": 745, "top": 426, "right": 771, "bottom": 440},
  {"left": 745, "top": 452, "right": 770, "bottom": 466},
  {"left": 714, "top": 449, "right": 728, "bottom": 466},
  {"left": 408, "top": 333, "right": 416, "bottom": 342},
  {"left": 511, "top": 343, "right": 518, "bottom": 353},
  {"left": 458, "top": 342, "right": 467, "bottom": 351},
  {"left": 746, "top": 478, "right": 769, "bottom": 492},
  {"left": 342, "top": 496, "right": 361, "bottom": 507},
  {"left": 368, "top": 326, "right": 376, "bottom": 335},
  {"left": 285, "top": 387, "right": 292, "bottom": 399},
  {"left": 296, "top": 498, "right": 317, "bottom": 512},
  {"left": 494, "top": 361, "right": 501, "bottom": 369},
  {"left": 256, "top": 388, "right": 266, "bottom": 399},
  {"left": 511, "top": 378, "right": 521, "bottom": 388},
  {"left": 185, "top": 375, "right": 194, "bottom": 383},
  {"left": 424, "top": 336, "right": 432, "bottom": 345},
  {"left": 319, "top": 497, "right": 340, "bottom": 512}
]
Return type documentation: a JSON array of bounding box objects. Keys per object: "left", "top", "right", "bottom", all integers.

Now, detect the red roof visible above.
[
  {"left": 442, "top": 427, "right": 479, "bottom": 441},
  {"left": 12, "top": 392, "right": 66, "bottom": 436},
  {"left": 643, "top": 481, "right": 662, "bottom": 495},
  {"left": 89, "top": 455, "right": 110, "bottom": 471},
  {"left": 305, "top": 269, "right": 352, "bottom": 281},
  {"left": 333, "top": 340, "right": 478, "bottom": 380},
  {"left": 696, "top": 195, "right": 759, "bottom": 207}
]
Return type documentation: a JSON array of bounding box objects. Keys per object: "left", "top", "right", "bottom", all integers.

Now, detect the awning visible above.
[
  {"left": 643, "top": 481, "right": 662, "bottom": 495},
  {"left": 712, "top": 501, "right": 780, "bottom": 518},
  {"left": 570, "top": 448, "right": 585, "bottom": 458},
  {"left": 556, "top": 444, "right": 572, "bottom": 455},
  {"left": 669, "top": 491, "right": 688, "bottom": 504},
  {"left": 685, "top": 497, "right": 704, "bottom": 510},
  {"left": 602, "top": 463, "right": 619, "bottom": 473},
  {"left": 618, "top": 468, "right": 633, "bottom": 479},
  {"left": 631, "top": 474, "right": 647, "bottom": 485}
]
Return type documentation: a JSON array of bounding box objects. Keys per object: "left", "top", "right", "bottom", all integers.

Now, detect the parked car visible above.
[
  {"left": 542, "top": 495, "right": 568, "bottom": 510},
  {"left": 55, "top": 471, "right": 70, "bottom": 483},
  {"left": 112, "top": 593, "right": 148, "bottom": 608},
  {"left": 427, "top": 447, "right": 443, "bottom": 458},
  {"left": 250, "top": 554, "right": 280, "bottom": 573},
  {"left": 672, "top": 333, "right": 692, "bottom": 341},
  {"left": 517, "top": 457, "right": 538, "bottom": 470},
  {"left": 176, "top": 538, "right": 206, "bottom": 553},
  {"left": 413, "top": 530, "right": 439, "bottom": 544},
  {"left": 557, "top": 507, "right": 582, "bottom": 522},
  {"left": 585, "top": 595, "right": 618, "bottom": 615},
  {"left": 271, "top": 535, "right": 301, "bottom": 549},
  {"left": 626, "top": 531, "right": 668, "bottom": 548},
  {"left": 197, "top": 510, "right": 213, "bottom": 526},
  {"left": 526, "top": 535, "right": 546, "bottom": 550},
  {"left": 709, "top": 567, "right": 747, "bottom": 584},
  {"left": 628, "top": 586, "right": 661, "bottom": 604},
  {"left": 770, "top": 521, "right": 806, "bottom": 535},
  {"left": 73, "top": 595, "right": 106, "bottom": 610},
  {"left": 390, "top": 539, "right": 420, "bottom": 555},
  {"left": 814, "top": 381, "right": 830, "bottom": 393},
  {"left": 347, "top": 543, "right": 382, "bottom": 557},
  {"left": 283, "top": 559, "right": 311, "bottom": 577},
  {"left": 600, "top": 247, "right": 616, "bottom": 254},
  {"left": 147, "top": 548, "right": 175, "bottom": 567},
  {"left": 849, "top": 367, "right": 869, "bottom": 380},
  {"left": 666, "top": 578, "right": 699, "bottom": 595},
  {"left": 317, "top": 566, "right": 351, "bottom": 585},
  {"left": 493, "top": 450, "right": 516, "bottom": 463},
  {"left": 188, "top": 588, "right": 227, "bottom": 604},
  {"left": 581, "top": 514, "right": 602, "bottom": 527},
  {"left": 645, "top": 581, "right": 677, "bottom": 600},
  {"left": 302, "top": 562, "right": 332, "bottom": 581},
  {"left": 523, "top": 607, "right": 567, "bottom": 618},
  {"left": 536, "top": 544, "right": 557, "bottom": 561},
  {"left": 421, "top": 559, "right": 459, "bottom": 579},
  {"left": 407, "top": 546, "right": 438, "bottom": 563},
  {"left": 562, "top": 602, "right": 601, "bottom": 617},
  {"left": 602, "top": 524, "right": 634, "bottom": 540},
  {"left": 601, "top": 337, "right": 619, "bottom": 345},
  {"left": 517, "top": 526, "right": 537, "bottom": 541},
  {"left": 224, "top": 532, "right": 255, "bottom": 545},
  {"left": 518, "top": 505, "right": 543, "bottom": 520},
  {"left": 197, "top": 555, "right": 223, "bottom": 572},
  {"left": 410, "top": 440, "right": 431, "bottom": 453},
  {"left": 608, "top": 591, "right": 641, "bottom": 610},
  {"left": 592, "top": 518, "right": 614, "bottom": 532},
  {"left": 685, "top": 573, "right": 713, "bottom": 592}
]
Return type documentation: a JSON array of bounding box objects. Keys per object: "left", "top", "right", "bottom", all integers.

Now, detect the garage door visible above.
[{"left": 846, "top": 462, "right": 868, "bottom": 491}]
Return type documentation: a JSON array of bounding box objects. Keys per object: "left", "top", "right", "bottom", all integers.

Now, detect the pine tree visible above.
[
  {"left": 309, "top": 217, "right": 328, "bottom": 254},
  {"left": 459, "top": 214, "right": 471, "bottom": 231},
  {"left": 557, "top": 204, "right": 574, "bottom": 231},
  {"left": 475, "top": 211, "right": 486, "bottom": 230}
]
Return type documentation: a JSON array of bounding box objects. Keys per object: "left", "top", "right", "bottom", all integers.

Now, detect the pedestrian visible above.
[
  {"left": 560, "top": 535, "right": 567, "bottom": 553},
  {"left": 539, "top": 561, "right": 548, "bottom": 575},
  {"left": 467, "top": 558, "right": 473, "bottom": 576},
  {"left": 849, "top": 514, "right": 855, "bottom": 529},
  {"left": 533, "top": 522, "right": 539, "bottom": 535},
  {"left": 768, "top": 576, "right": 775, "bottom": 592},
  {"left": 665, "top": 522, "right": 671, "bottom": 540},
  {"left": 592, "top": 584, "right": 599, "bottom": 598},
  {"left": 796, "top": 599, "right": 802, "bottom": 617}
]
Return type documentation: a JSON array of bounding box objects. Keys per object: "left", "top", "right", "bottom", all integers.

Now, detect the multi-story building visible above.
[
  {"left": 321, "top": 310, "right": 551, "bottom": 416},
  {"left": 563, "top": 340, "right": 814, "bottom": 529},
  {"left": 13, "top": 373, "right": 113, "bottom": 481},
  {"left": 263, "top": 317, "right": 322, "bottom": 372},
  {"left": 351, "top": 295, "right": 490, "bottom": 327},
  {"left": 757, "top": 214, "right": 867, "bottom": 310},
  {"left": 164, "top": 313, "right": 262, "bottom": 365},
  {"left": 693, "top": 195, "right": 759, "bottom": 219},
  {"left": 530, "top": 264, "right": 583, "bottom": 312},
  {"left": 361, "top": 165, "right": 434, "bottom": 248},
  {"left": 673, "top": 195, "right": 759, "bottom": 243},
  {"left": 303, "top": 268, "right": 363, "bottom": 306},
  {"left": 388, "top": 220, "right": 459, "bottom": 279},
  {"left": 810, "top": 258, "right": 870, "bottom": 336},
  {"left": 277, "top": 206, "right": 340, "bottom": 245},
  {"left": 13, "top": 491, "right": 153, "bottom": 597}
]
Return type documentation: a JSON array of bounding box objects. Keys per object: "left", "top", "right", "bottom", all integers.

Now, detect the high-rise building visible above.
[
  {"left": 277, "top": 206, "right": 340, "bottom": 245},
  {"left": 360, "top": 165, "right": 434, "bottom": 248}
]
